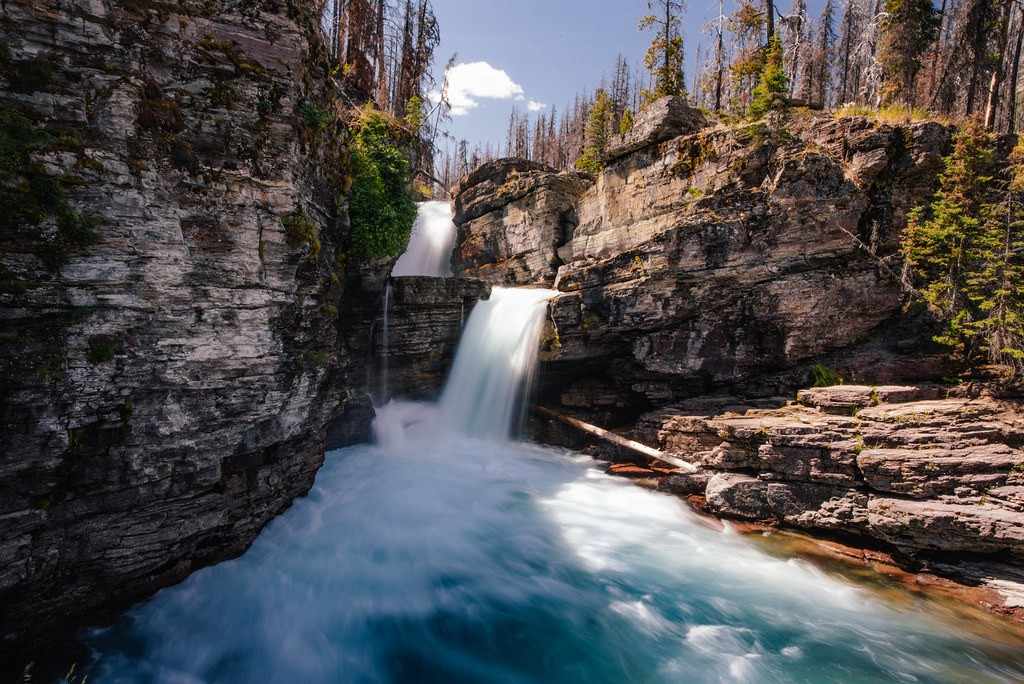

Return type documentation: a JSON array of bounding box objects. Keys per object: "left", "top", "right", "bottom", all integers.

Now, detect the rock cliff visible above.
[
  {"left": 453, "top": 99, "right": 954, "bottom": 424},
  {"left": 0, "top": 0, "right": 369, "bottom": 658}
]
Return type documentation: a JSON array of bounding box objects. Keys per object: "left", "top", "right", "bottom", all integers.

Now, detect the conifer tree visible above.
[
  {"left": 749, "top": 33, "right": 789, "bottom": 117},
  {"left": 877, "top": 0, "right": 939, "bottom": 107},
  {"left": 902, "top": 122, "right": 1000, "bottom": 366},
  {"left": 640, "top": 0, "right": 687, "bottom": 105},
  {"left": 575, "top": 89, "right": 612, "bottom": 174},
  {"left": 966, "top": 138, "right": 1024, "bottom": 372}
]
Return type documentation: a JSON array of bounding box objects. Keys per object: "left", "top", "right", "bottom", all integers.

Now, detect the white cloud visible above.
[
  {"left": 430, "top": 61, "right": 526, "bottom": 116},
  {"left": 527, "top": 100, "right": 547, "bottom": 112}
]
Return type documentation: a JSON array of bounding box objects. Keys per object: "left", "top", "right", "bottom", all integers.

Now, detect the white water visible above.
[
  {"left": 81, "top": 282, "right": 1024, "bottom": 682},
  {"left": 438, "top": 287, "right": 557, "bottom": 440},
  {"left": 391, "top": 201, "right": 458, "bottom": 277}
]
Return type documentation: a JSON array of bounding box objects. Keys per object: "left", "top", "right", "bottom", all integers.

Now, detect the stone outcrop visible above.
[
  {"left": 452, "top": 158, "right": 590, "bottom": 286},
  {"left": 452, "top": 98, "right": 954, "bottom": 424},
  {"left": 634, "top": 386, "right": 1024, "bottom": 557},
  {"left": 0, "top": 0, "right": 372, "bottom": 657},
  {"left": 347, "top": 275, "right": 491, "bottom": 402}
]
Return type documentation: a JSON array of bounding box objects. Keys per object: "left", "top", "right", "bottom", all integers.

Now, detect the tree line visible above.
[{"left": 434, "top": 0, "right": 1023, "bottom": 183}]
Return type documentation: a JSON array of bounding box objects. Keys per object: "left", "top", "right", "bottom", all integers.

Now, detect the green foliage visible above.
[
  {"left": 811, "top": 362, "right": 844, "bottom": 387},
  {"left": 639, "top": 0, "right": 687, "bottom": 106},
  {"left": 878, "top": 0, "right": 940, "bottom": 106},
  {"left": 903, "top": 124, "right": 1024, "bottom": 374},
  {"left": 575, "top": 89, "right": 612, "bottom": 174},
  {"left": 403, "top": 95, "right": 425, "bottom": 132},
  {"left": 282, "top": 209, "right": 321, "bottom": 258},
  {"left": 749, "top": 33, "right": 788, "bottom": 119},
  {"left": 619, "top": 108, "right": 635, "bottom": 135},
  {"left": 0, "top": 107, "right": 99, "bottom": 268},
  {"left": 348, "top": 105, "right": 417, "bottom": 258},
  {"left": 298, "top": 101, "right": 332, "bottom": 131}
]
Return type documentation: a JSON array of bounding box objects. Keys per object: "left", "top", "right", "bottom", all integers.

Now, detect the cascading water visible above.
[
  {"left": 391, "top": 201, "right": 458, "bottom": 277},
  {"left": 439, "top": 287, "right": 557, "bottom": 439},
  {"left": 377, "top": 282, "right": 392, "bottom": 405},
  {"left": 82, "top": 243, "right": 1024, "bottom": 682}
]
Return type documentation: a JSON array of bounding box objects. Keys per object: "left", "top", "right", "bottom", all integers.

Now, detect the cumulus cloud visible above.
[
  {"left": 527, "top": 100, "right": 547, "bottom": 112},
  {"left": 429, "top": 61, "right": 526, "bottom": 116}
]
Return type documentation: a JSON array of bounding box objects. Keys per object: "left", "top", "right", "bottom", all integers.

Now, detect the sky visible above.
[
  {"left": 427, "top": 0, "right": 715, "bottom": 152},
  {"left": 426, "top": 0, "right": 828, "bottom": 154}
]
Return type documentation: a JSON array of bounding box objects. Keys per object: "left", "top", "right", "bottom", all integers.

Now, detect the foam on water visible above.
[
  {"left": 83, "top": 410, "right": 1024, "bottom": 683},
  {"left": 391, "top": 201, "right": 457, "bottom": 277}
]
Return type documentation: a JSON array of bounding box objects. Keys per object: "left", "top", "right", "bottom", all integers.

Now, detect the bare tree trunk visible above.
[
  {"left": 1007, "top": 5, "right": 1024, "bottom": 132},
  {"left": 984, "top": 0, "right": 1013, "bottom": 128},
  {"left": 766, "top": 0, "right": 776, "bottom": 41}
]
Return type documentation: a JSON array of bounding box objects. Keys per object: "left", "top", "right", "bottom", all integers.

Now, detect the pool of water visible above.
[{"left": 84, "top": 404, "right": 1024, "bottom": 683}]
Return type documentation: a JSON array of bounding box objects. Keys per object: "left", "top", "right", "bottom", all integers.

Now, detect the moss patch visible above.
[
  {"left": 282, "top": 209, "right": 321, "bottom": 258},
  {"left": 0, "top": 106, "right": 100, "bottom": 269}
]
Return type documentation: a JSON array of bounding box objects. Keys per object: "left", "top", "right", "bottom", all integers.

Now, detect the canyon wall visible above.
[
  {"left": 0, "top": 0, "right": 371, "bottom": 656},
  {"left": 453, "top": 100, "right": 954, "bottom": 426}
]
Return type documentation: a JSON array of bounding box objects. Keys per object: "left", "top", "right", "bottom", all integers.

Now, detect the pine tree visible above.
[
  {"left": 902, "top": 122, "right": 997, "bottom": 365},
  {"left": 877, "top": 0, "right": 940, "bottom": 107},
  {"left": 575, "top": 88, "right": 612, "bottom": 174},
  {"left": 966, "top": 138, "right": 1024, "bottom": 372},
  {"left": 749, "top": 33, "right": 789, "bottom": 117},
  {"left": 619, "top": 108, "right": 635, "bottom": 134},
  {"left": 640, "top": 0, "right": 687, "bottom": 105}
]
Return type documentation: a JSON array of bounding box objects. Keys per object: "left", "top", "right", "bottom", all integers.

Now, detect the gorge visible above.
[{"left": 2, "top": 0, "right": 1024, "bottom": 681}]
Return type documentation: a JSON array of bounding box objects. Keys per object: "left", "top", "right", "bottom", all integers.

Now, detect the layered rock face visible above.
[
  {"left": 637, "top": 386, "right": 1024, "bottom": 558},
  {"left": 453, "top": 99, "right": 953, "bottom": 423},
  {"left": 346, "top": 275, "right": 491, "bottom": 403},
  {"left": 0, "top": 0, "right": 365, "bottom": 654}
]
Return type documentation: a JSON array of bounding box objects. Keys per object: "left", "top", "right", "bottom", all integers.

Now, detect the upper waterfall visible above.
[{"left": 391, "top": 201, "right": 457, "bottom": 277}]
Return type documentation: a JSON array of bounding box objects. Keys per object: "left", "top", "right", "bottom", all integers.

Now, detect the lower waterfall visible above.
[{"left": 81, "top": 266, "right": 1024, "bottom": 683}]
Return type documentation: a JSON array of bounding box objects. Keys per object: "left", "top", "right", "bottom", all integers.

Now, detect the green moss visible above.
[
  {"left": 304, "top": 350, "right": 330, "bottom": 368},
  {"left": 298, "top": 101, "right": 331, "bottom": 131},
  {"left": 282, "top": 209, "right": 321, "bottom": 258},
  {"left": 811, "top": 362, "right": 844, "bottom": 387},
  {"left": 0, "top": 106, "right": 100, "bottom": 269},
  {"left": 869, "top": 387, "right": 881, "bottom": 406},
  {"left": 86, "top": 335, "right": 119, "bottom": 364}
]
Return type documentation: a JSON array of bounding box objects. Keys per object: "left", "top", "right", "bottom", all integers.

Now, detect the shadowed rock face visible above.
[
  {"left": 0, "top": 0, "right": 370, "bottom": 655},
  {"left": 452, "top": 99, "right": 954, "bottom": 423}
]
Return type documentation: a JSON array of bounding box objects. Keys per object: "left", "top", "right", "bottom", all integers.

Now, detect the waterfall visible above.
[
  {"left": 377, "top": 281, "right": 392, "bottom": 405},
  {"left": 391, "top": 201, "right": 457, "bottom": 277},
  {"left": 438, "top": 287, "right": 558, "bottom": 440}
]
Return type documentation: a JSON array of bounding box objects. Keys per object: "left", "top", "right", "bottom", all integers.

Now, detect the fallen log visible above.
[{"left": 534, "top": 406, "right": 698, "bottom": 473}]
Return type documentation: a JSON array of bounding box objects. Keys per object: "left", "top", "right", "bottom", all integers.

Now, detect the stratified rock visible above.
[
  {"left": 0, "top": 0, "right": 371, "bottom": 655},
  {"left": 868, "top": 498, "right": 1024, "bottom": 554},
  {"left": 603, "top": 96, "right": 708, "bottom": 161},
  {"left": 636, "top": 389, "right": 1024, "bottom": 557},
  {"left": 796, "top": 385, "right": 944, "bottom": 414},
  {"left": 705, "top": 473, "right": 869, "bottom": 533},
  {"left": 451, "top": 160, "right": 590, "bottom": 286}
]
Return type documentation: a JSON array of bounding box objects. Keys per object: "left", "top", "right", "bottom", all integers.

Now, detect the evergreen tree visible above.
[
  {"left": 619, "top": 108, "right": 635, "bottom": 135},
  {"left": 749, "top": 33, "right": 789, "bottom": 117},
  {"left": 877, "top": 0, "right": 940, "bottom": 107},
  {"left": 640, "top": 0, "right": 687, "bottom": 105},
  {"left": 902, "top": 122, "right": 1002, "bottom": 367},
  {"left": 966, "top": 138, "right": 1024, "bottom": 372},
  {"left": 575, "top": 89, "right": 612, "bottom": 174}
]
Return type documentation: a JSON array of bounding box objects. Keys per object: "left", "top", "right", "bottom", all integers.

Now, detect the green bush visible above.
[
  {"left": 811, "top": 363, "right": 843, "bottom": 387},
  {"left": 347, "top": 106, "right": 416, "bottom": 258},
  {"left": 282, "top": 209, "right": 321, "bottom": 258}
]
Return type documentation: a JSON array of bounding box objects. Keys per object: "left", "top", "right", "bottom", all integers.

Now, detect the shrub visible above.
[
  {"left": 347, "top": 105, "right": 416, "bottom": 258},
  {"left": 748, "top": 34, "right": 788, "bottom": 119},
  {"left": 282, "top": 209, "right": 321, "bottom": 258},
  {"left": 811, "top": 363, "right": 844, "bottom": 387}
]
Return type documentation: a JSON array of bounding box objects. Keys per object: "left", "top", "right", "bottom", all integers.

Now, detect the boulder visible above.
[{"left": 604, "top": 96, "right": 708, "bottom": 161}]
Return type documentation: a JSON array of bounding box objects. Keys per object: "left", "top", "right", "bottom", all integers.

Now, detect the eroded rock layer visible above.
[
  {"left": 0, "top": 0, "right": 365, "bottom": 654},
  {"left": 453, "top": 98, "right": 955, "bottom": 422}
]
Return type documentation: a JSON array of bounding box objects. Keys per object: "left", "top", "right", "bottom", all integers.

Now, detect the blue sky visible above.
[
  {"left": 429, "top": 0, "right": 712, "bottom": 150},
  {"left": 428, "top": 0, "right": 827, "bottom": 153}
]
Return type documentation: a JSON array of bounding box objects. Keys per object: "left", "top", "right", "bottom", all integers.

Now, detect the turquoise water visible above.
[{"left": 84, "top": 406, "right": 1024, "bottom": 683}]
